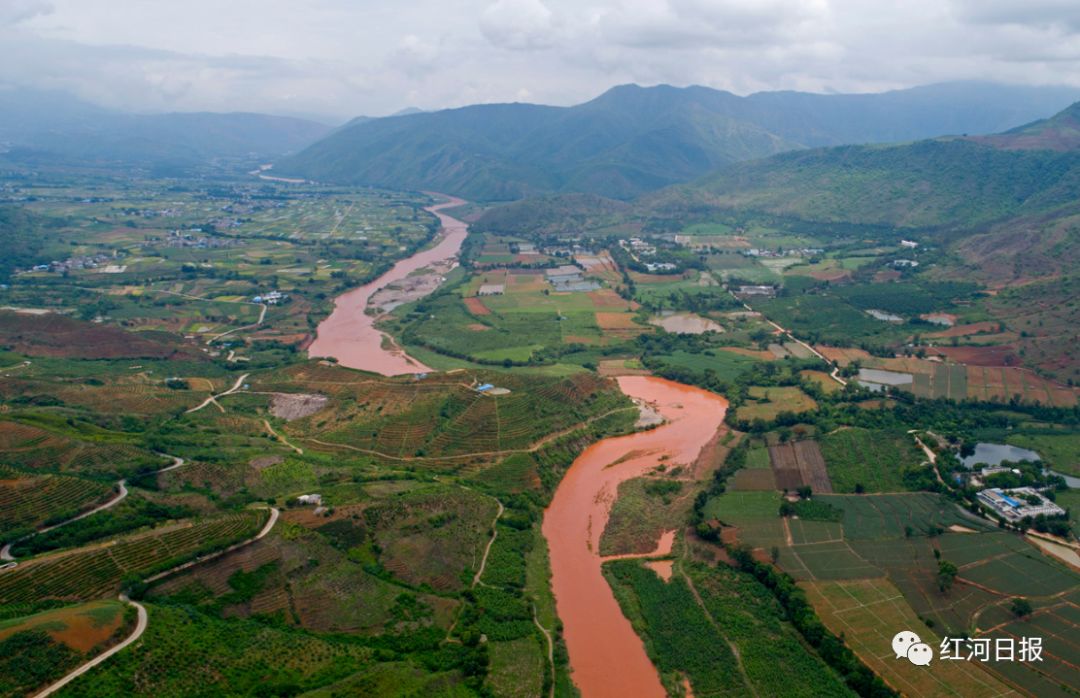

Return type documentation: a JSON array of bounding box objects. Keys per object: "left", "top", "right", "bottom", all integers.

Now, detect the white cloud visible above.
[
  {"left": 0, "top": 0, "right": 52, "bottom": 25},
  {"left": 480, "top": 0, "right": 558, "bottom": 50},
  {"left": 1, "top": 0, "right": 1079, "bottom": 117}
]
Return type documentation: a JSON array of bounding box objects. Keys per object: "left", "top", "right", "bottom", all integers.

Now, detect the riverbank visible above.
[
  {"left": 542, "top": 376, "right": 728, "bottom": 697},
  {"left": 307, "top": 194, "right": 469, "bottom": 375}
]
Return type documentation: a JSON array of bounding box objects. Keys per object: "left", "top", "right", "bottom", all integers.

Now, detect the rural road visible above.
[
  {"left": 33, "top": 595, "right": 148, "bottom": 698},
  {"left": 149, "top": 289, "right": 266, "bottom": 345},
  {"left": 186, "top": 373, "right": 249, "bottom": 414},
  {"left": 732, "top": 292, "right": 848, "bottom": 387},
  {"left": 262, "top": 419, "right": 303, "bottom": 454},
  {"left": 472, "top": 498, "right": 505, "bottom": 587},
  {"left": 533, "top": 608, "right": 556, "bottom": 698},
  {"left": 144, "top": 506, "right": 279, "bottom": 583},
  {"left": 0, "top": 455, "right": 185, "bottom": 567},
  {"left": 29, "top": 506, "right": 278, "bottom": 695},
  {"left": 209, "top": 303, "right": 268, "bottom": 343}
]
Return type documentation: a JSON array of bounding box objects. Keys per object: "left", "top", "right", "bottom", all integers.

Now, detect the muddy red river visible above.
[
  {"left": 542, "top": 376, "right": 728, "bottom": 697},
  {"left": 307, "top": 195, "right": 468, "bottom": 375}
]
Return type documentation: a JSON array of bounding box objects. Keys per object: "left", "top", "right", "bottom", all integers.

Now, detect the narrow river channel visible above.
[
  {"left": 310, "top": 197, "right": 731, "bottom": 696},
  {"left": 543, "top": 376, "right": 729, "bottom": 698},
  {"left": 308, "top": 194, "right": 469, "bottom": 375}
]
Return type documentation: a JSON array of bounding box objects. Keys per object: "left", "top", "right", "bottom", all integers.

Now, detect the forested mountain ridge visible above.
[{"left": 275, "top": 81, "right": 1080, "bottom": 200}]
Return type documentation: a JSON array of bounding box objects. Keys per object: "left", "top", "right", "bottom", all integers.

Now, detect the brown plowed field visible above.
[
  {"left": 463, "top": 297, "right": 491, "bottom": 315},
  {"left": 927, "top": 321, "right": 1000, "bottom": 338},
  {"left": 815, "top": 346, "right": 871, "bottom": 366},
  {"left": 769, "top": 441, "right": 832, "bottom": 493},
  {"left": 934, "top": 345, "right": 1018, "bottom": 366}
]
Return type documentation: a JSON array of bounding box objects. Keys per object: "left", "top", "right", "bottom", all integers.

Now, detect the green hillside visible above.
[
  {"left": 664, "top": 138, "right": 1080, "bottom": 229},
  {"left": 275, "top": 82, "right": 1080, "bottom": 201}
]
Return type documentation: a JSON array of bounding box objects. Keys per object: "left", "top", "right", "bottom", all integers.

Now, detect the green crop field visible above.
[
  {"left": 0, "top": 600, "right": 133, "bottom": 698},
  {"left": 819, "top": 428, "right": 926, "bottom": 493},
  {"left": 649, "top": 349, "right": 760, "bottom": 383},
  {"left": 53, "top": 603, "right": 381, "bottom": 698},
  {"left": 803, "top": 578, "right": 1018, "bottom": 698},
  {"left": 702, "top": 491, "right": 785, "bottom": 547},
  {"left": 605, "top": 560, "right": 851, "bottom": 697},
  {"left": 735, "top": 386, "right": 817, "bottom": 422},
  {"left": 817, "top": 493, "right": 993, "bottom": 540},
  {"left": 780, "top": 541, "right": 881, "bottom": 580}
]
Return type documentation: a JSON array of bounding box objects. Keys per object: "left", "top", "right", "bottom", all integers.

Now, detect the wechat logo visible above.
[{"left": 893, "top": 631, "right": 933, "bottom": 666}]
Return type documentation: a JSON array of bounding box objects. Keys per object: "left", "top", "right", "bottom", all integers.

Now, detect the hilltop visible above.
[{"left": 274, "top": 82, "right": 1080, "bottom": 200}]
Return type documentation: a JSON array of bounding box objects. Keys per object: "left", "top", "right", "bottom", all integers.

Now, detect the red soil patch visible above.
[
  {"left": 463, "top": 297, "right": 492, "bottom": 316},
  {"left": 588, "top": 289, "right": 632, "bottom": 309},
  {"left": 720, "top": 346, "right": 775, "bottom": 360},
  {"left": 629, "top": 271, "right": 686, "bottom": 284},
  {"left": 926, "top": 321, "right": 999, "bottom": 339},
  {"left": 934, "top": 345, "right": 1019, "bottom": 367},
  {"left": 595, "top": 312, "right": 642, "bottom": 330},
  {"left": 816, "top": 346, "right": 872, "bottom": 366},
  {"left": 0, "top": 311, "right": 195, "bottom": 360},
  {"left": 751, "top": 548, "right": 773, "bottom": 564},
  {"left": 0, "top": 602, "right": 125, "bottom": 653},
  {"left": 597, "top": 359, "right": 652, "bottom": 377},
  {"left": 466, "top": 323, "right": 490, "bottom": 331},
  {"left": 873, "top": 270, "right": 902, "bottom": 283}
]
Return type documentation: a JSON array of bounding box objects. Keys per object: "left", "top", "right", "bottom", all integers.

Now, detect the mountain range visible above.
[
  {"left": 0, "top": 87, "right": 332, "bottom": 168},
  {"left": 475, "top": 100, "right": 1080, "bottom": 287},
  {"left": 275, "top": 82, "right": 1080, "bottom": 200}
]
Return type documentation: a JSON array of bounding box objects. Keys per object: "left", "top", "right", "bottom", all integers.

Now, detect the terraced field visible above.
[
  {"left": 275, "top": 368, "right": 631, "bottom": 461},
  {"left": 0, "top": 467, "right": 112, "bottom": 538},
  {"left": 0, "top": 420, "right": 161, "bottom": 476},
  {"left": 0, "top": 510, "right": 267, "bottom": 604}
]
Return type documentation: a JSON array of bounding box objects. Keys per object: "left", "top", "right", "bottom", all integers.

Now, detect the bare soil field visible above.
[
  {"left": 815, "top": 346, "right": 872, "bottom": 366},
  {"left": 0, "top": 311, "right": 192, "bottom": 360},
  {"left": 769, "top": 441, "right": 833, "bottom": 493},
  {"left": 934, "top": 344, "right": 1018, "bottom": 366},
  {"left": 463, "top": 297, "right": 492, "bottom": 315},
  {"left": 927, "top": 321, "right": 1001, "bottom": 338},
  {"left": 269, "top": 393, "right": 329, "bottom": 421}
]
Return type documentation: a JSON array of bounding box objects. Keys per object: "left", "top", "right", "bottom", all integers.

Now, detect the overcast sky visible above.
[{"left": 3, "top": 0, "right": 1080, "bottom": 120}]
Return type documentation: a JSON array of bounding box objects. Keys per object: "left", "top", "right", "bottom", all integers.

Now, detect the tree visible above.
[
  {"left": 796, "top": 486, "right": 812, "bottom": 500},
  {"left": 1009, "top": 597, "right": 1033, "bottom": 618},
  {"left": 937, "top": 560, "right": 958, "bottom": 593}
]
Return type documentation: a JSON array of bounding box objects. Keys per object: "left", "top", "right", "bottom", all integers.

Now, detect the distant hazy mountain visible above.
[
  {"left": 275, "top": 82, "right": 1080, "bottom": 200},
  {"left": 0, "top": 87, "right": 332, "bottom": 166}
]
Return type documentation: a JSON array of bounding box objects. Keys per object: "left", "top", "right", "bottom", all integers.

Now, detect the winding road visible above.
[
  {"left": 185, "top": 373, "right": 250, "bottom": 414},
  {"left": 0, "top": 455, "right": 186, "bottom": 566},
  {"left": 30, "top": 504, "right": 277, "bottom": 697},
  {"left": 144, "top": 506, "right": 279, "bottom": 583},
  {"left": 472, "top": 498, "right": 505, "bottom": 587},
  {"left": 32, "top": 596, "right": 148, "bottom": 698}
]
